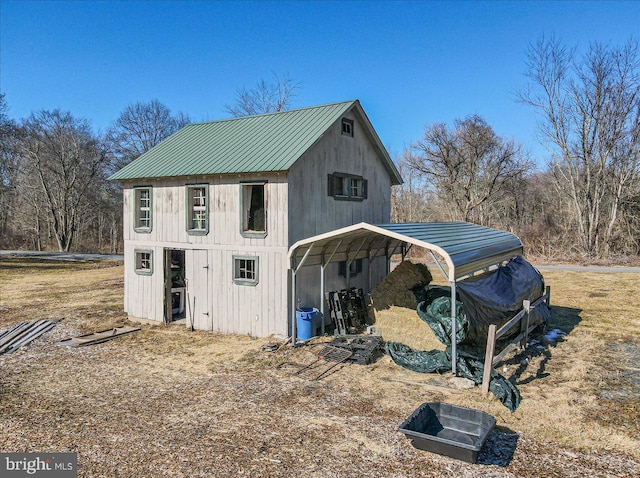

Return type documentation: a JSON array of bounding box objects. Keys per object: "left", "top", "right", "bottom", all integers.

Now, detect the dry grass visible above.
[{"left": 0, "top": 257, "right": 639, "bottom": 477}]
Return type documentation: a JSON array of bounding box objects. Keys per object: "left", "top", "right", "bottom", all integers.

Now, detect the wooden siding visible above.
[
  {"left": 287, "top": 111, "right": 392, "bottom": 309},
  {"left": 287, "top": 110, "right": 392, "bottom": 244},
  {"left": 124, "top": 173, "right": 288, "bottom": 247},
  {"left": 122, "top": 173, "right": 289, "bottom": 337}
]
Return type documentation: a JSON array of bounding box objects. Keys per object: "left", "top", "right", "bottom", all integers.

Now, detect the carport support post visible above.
[
  {"left": 291, "top": 267, "right": 297, "bottom": 346},
  {"left": 450, "top": 280, "right": 457, "bottom": 375},
  {"left": 290, "top": 244, "right": 314, "bottom": 346},
  {"left": 320, "top": 262, "right": 325, "bottom": 336}
]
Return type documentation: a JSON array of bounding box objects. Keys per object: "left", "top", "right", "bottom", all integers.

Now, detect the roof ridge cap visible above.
[{"left": 189, "top": 100, "right": 357, "bottom": 126}]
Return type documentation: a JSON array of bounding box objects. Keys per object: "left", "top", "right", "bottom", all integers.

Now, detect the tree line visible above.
[
  {"left": 0, "top": 97, "right": 187, "bottom": 252},
  {"left": 0, "top": 73, "right": 299, "bottom": 253},
  {"left": 393, "top": 38, "right": 640, "bottom": 260},
  {"left": 1, "top": 40, "right": 638, "bottom": 260}
]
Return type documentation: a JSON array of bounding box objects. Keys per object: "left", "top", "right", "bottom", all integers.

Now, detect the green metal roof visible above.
[{"left": 109, "top": 100, "right": 402, "bottom": 183}]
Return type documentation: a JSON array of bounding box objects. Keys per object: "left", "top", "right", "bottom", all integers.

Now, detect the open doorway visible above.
[{"left": 164, "top": 249, "right": 186, "bottom": 321}]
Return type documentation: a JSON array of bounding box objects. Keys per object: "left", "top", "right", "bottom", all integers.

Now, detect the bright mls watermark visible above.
[{"left": 1, "top": 453, "right": 77, "bottom": 477}]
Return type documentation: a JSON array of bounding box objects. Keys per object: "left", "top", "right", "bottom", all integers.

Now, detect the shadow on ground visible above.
[
  {"left": 477, "top": 426, "right": 519, "bottom": 466},
  {"left": 508, "top": 305, "right": 582, "bottom": 386}
]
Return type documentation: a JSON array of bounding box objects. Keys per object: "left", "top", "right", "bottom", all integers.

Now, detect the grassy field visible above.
[{"left": 0, "top": 257, "right": 638, "bottom": 477}]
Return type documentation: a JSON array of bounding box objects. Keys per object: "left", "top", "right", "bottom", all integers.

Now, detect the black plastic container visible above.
[{"left": 398, "top": 402, "right": 496, "bottom": 463}]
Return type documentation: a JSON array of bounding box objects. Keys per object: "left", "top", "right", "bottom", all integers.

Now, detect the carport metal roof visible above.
[
  {"left": 288, "top": 221, "right": 523, "bottom": 282},
  {"left": 288, "top": 221, "right": 524, "bottom": 374}
]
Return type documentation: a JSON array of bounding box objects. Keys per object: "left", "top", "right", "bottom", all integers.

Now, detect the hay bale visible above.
[
  {"left": 371, "top": 261, "right": 432, "bottom": 311},
  {"left": 370, "top": 261, "right": 440, "bottom": 352},
  {"left": 374, "top": 306, "right": 445, "bottom": 352}
]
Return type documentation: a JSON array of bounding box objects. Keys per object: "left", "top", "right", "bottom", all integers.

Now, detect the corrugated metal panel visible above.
[
  {"left": 110, "top": 101, "right": 355, "bottom": 180},
  {"left": 288, "top": 221, "right": 524, "bottom": 281},
  {"left": 376, "top": 222, "right": 523, "bottom": 279}
]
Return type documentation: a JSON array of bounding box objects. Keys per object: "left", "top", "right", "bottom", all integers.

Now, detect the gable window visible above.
[
  {"left": 241, "top": 181, "right": 267, "bottom": 238},
  {"left": 327, "top": 172, "right": 368, "bottom": 201},
  {"left": 233, "top": 255, "right": 259, "bottom": 286},
  {"left": 134, "top": 187, "right": 152, "bottom": 232},
  {"left": 134, "top": 250, "right": 153, "bottom": 275},
  {"left": 186, "top": 185, "right": 209, "bottom": 235},
  {"left": 341, "top": 118, "right": 354, "bottom": 137}
]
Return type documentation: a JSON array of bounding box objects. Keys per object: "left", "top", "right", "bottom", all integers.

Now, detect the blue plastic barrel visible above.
[{"left": 296, "top": 307, "right": 318, "bottom": 340}]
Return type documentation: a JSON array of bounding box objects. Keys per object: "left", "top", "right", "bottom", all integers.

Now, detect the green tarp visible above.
[{"left": 385, "top": 342, "right": 521, "bottom": 412}]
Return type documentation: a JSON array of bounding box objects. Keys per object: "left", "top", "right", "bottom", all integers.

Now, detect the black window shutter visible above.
[
  {"left": 363, "top": 179, "right": 368, "bottom": 199},
  {"left": 327, "top": 173, "right": 335, "bottom": 197}
]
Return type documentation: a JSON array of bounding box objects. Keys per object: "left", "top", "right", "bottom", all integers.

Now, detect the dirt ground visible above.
[{"left": 0, "top": 258, "right": 638, "bottom": 477}]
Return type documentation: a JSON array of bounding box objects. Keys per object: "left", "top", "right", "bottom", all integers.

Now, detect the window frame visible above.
[
  {"left": 339, "top": 258, "right": 363, "bottom": 277},
  {"left": 185, "top": 184, "right": 209, "bottom": 235},
  {"left": 133, "top": 186, "right": 153, "bottom": 233},
  {"left": 240, "top": 181, "right": 268, "bottom": 239},
  {"left": 134, "top": 249, "right": 153, "bottom": 275},
  {"left": 341, "top": 118, "right": 354, "bottom": 137},
  {"left": 327, "top": 172, "right": 368, "bottom": 202},
  {"left": 233, "top": 255, "right": 259, "bottom": 286}
]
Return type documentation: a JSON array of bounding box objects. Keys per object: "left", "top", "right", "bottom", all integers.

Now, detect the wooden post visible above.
[
  {"left": 521, "top": 299, "right": 531, "bottom": 348},
  {"left": 545, "top": 285, "right": 551, "bottom": 307},
  {"left": 482, "top": 324, "right": 497, "bottom": 395}
]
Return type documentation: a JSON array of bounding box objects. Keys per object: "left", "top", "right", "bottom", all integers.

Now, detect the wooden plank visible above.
[
  {"left": 4, "top": 320, "right": 59, "bottom": 354},
  {"left": 492, "top": 322, "right": 541, "bottom": 367},
  {"left": 496, "top": 309, "right": 527, "bottom": 339},
  {"left": 492, "top": 342, "right": 519, "bottom": 367},
  {"left": 0, "top": 320, "right": 46, "bottom": 353},
  {"left": 0, "top": 321, "right": 32, "bottom": 349},
  {"left": 482, "top": 324, "right": 497, "bottom": 395},
  {"left": 56, "top": 326, "right": 140, "bottom": 347}
]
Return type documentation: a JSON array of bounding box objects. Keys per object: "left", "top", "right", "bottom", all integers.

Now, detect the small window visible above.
[
  {"left": 339, "top": 259, "right": 363, "bottom": 277},
  {"left": 328, "top": 173, "right": 368, "bottom": 201},
  {"left": 233, "top": 256, "right": 259, "bottom": 286},
  {"left": 135, "top": 250, "right": 153, "bottom": 275},
  {"left": 134, "top": 187, "right": 152, "bottom": 232},
  {"left": 241, "top": 182, "right": 267, "bottom": 238},
  {"left": 341, "top": 118, "right": 354, "bottom": 137},
  {"left": 186, "top": 185, "right": 209, "bottom": 235}
]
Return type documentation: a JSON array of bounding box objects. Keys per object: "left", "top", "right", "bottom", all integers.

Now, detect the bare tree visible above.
[
  {"left": 391, "top": 149, "right": 434, "bottom": 223},
  {"left": 520, "top": 37, "right": 640, "bottom": 257},
  {"left": 107, "top": 99, "right": 190, "bottom": 170},
  {"left": 408, "top": 115, "right": 532, "bottom": 225},
  {"left": 225, "top": 73, "right": 301, "bottom": 117},
  {"left": 20, "top": 110, "right": 109, "bottom": 252},
  {"left": 0, "top": 93, "right": 24, "bottom": 245}
]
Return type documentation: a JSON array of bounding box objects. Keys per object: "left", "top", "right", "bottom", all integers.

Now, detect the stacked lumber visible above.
[{"left": 0, "top": 319, "right": 60, "bottom": 354}]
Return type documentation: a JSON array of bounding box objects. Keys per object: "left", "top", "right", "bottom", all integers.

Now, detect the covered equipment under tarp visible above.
[
  {"left": 416, "top": 256, "right": 551, "bottom": 349},
  {"left": 386, "top": 255, "right": 550, "bottom": 411}
]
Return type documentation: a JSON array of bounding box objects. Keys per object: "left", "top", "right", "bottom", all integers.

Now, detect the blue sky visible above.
[{"left": 1, "top": 1, "right": 639, "bottom": 164}]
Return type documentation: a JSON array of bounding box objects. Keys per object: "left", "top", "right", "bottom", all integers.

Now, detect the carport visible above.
[{"left": 288, "top": 221, "right": 524, "bottom": 374}]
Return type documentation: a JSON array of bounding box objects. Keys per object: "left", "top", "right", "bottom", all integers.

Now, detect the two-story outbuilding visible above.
[{"left": 110, "top": 100, "right": 403, "bottom": 337}]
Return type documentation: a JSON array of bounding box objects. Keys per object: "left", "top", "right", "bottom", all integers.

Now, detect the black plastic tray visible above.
[{"left": 398, "top": 402, "right": 496, "bottom": 463}]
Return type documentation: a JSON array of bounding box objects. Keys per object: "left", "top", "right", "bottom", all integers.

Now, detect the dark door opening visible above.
[{"left": 165, "top": 249, "right": 186, "bottom": 321}]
